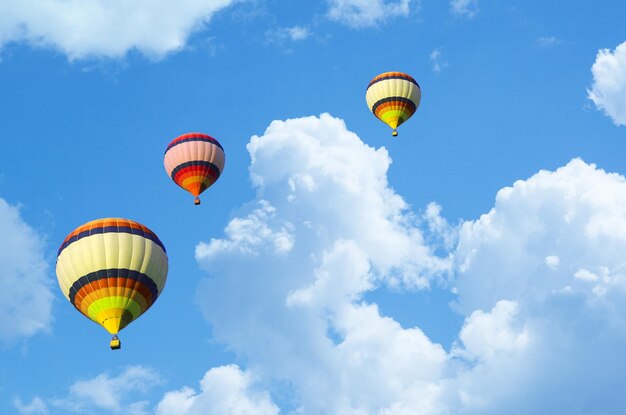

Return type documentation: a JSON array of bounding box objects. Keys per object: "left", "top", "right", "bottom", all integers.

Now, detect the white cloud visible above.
[
  {"left": 51, "top": 366, "right": 161, "bottom": 414},
  {"left": 453, "top": 158, "right": 626, "bottom": 314},
  {"left": 286, "top": 26, "right": 310, "bottom": 41},
  {"left": 450, "top": 0, "right": 479, "bottom": 18},
  {"left": 430, "top": 47, "right": 448, "bottom": 74},
  {"left": 449, "top": 158, "right": 626, "bottom": 414},
  {"left": 0, "top": 198, "right": 53, "bottom": 344},
  {"left": 537, "top": 36, "right": 561, "bottom": 47},
  {"left": 265, "top": 25, "right": 310, "bottom": 46},
  {"left": 455, "top": 300, "right": 529, "bottom": 362},
  {"left": 195, "top": 200, "right": 295, "bottom": 259},
  {"left": 192, "top": 113, "right": 626, "bottom": 414},
  {"left": 588, "top": 41, "right": 626, "bottom": 126},
  {"left": 326, "top": 0, "right": 415, "bottom": 28},
  {"left": 13, "top": 397, "right": 48, "bottom": 415},
  {"left": 0, "top": 0, "right": 236, "bottom": 60},
  {"left": 574, "top": 267, "right": 600, "bottom": 282},
  {"left": 194, "top": 113, "right": 451, "bottom": 414},
  {"left": 156, "top": 365, "right": 279, "bottom": 415},
  {"left": 213, "top": 113, "right": 451, "bottom": 286},
  {"left": 544, "top": 255, "right": 560, "bottom": 269}
]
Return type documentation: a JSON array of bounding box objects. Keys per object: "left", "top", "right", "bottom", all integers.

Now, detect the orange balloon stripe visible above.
[
  {"left": 61, "top": 219, "right": 149, "bottom": 242},
  {"left": 373, "top": 99, "right": 416, "bottom": 118},
  {"left": 171, "top": 162, "right": 220, "bottom": 195},
  {"left": 70, "top": 272, "right": 158, "bottom": 324},
  {"left": 73, "top": 278, "right": 156, "bottom": 314},
  {"left": 76, "top": 288, "right": 149, "bottom": 319},
  {"left": 174, "top": 169, "right": 219, "bottom": 186},
  {"left": 180, "top": 179, "right": 212, "bottom": 196}
]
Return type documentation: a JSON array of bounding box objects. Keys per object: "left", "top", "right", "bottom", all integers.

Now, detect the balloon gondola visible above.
[{"left": 110, "top": 335, "right": 121, "bottom": 350}]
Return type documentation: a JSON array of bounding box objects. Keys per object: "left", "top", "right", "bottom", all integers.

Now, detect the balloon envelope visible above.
[
  {"left": 164, "top": 133, "right": 225, "bottom": 205},
  {"left": 56, "top": 218, "right": 168, "bottom": 339},
  {"left": 365, "top": 71, "right": 421, "bottom": 136}
]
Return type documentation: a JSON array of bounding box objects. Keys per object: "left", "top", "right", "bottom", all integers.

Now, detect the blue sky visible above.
[{"left": 1, "top": 0, "right": 626, "bottom": 414}]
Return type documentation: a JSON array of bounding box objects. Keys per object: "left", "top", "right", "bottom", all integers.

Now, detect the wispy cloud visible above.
[
  {"left": 0, "top": 0, "right": 236, "bottom": 61},
  {"left": 326, "top": 0, "right": 416, "bottom": 28},
  {"left": 450, "top": 0, "right": 479, "bottom": 18},
  {"left": 265, "top": 25, "right": 311, "bottom": 46},
  {"left": 430, "top": 47, "right": 448, "bottom": 73},
  {"left": 537, "top": 36, "right": 561, "bottom": 47},
  {"left": 588, "top": 40, "right": 626, "bottom": 126},
  {"left": 0, "top": 198, "right": 53, "bottom": 345},
  {"left": 13, "top": 397, "right": 47, "bottom": 415}
]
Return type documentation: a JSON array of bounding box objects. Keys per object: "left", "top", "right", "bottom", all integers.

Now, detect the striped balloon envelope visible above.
[
  {"left": 56, "top": 218, "right": 168, "bottom": 350},
  {"left": 365, "top": 71, "right": 421, "bottom": 137},
  {"left": 164, "top": 132, "right": 225, "bottom": 205}
]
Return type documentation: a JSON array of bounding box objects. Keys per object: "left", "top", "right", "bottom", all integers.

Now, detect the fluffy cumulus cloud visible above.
[
  {"left": 588, "top": 41, "right": 626, "bottom": 126},
  {"left": 450, "top": 0, "right": 479, "bottom": 18},
  {"left": 195, "top": 114, "right": 451, "bottom": 414},
  {"left": 190, "top": 114, "right": 626, "bottom": 414},
  {"left": 0, "top": 198, "right": 53, "bottom": 344},
  {"left": 454, "top": 158, "right": 626, "bottom": 314},
  {"left": 326, "top": 0, "right": 415, "bottom": 28},
  {"left": 50, "top": 366, "right": 161, "bottom": 414},
  {"left": 156, "top": 365, "right": 279, "bottom": 415},
  {"left": 0, "top": 0, "right": 235, "bottom": 60},
  {"left": 450, "top": 158, "right": 626, "bottom": 413}
]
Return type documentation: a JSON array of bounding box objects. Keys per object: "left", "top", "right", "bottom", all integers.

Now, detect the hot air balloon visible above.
[
  {"left": 164, "top": 132, "right": 225, "bottom": 205},
  {"left": 365, "top": 71, "right": 421, "bottom": 137},
  {"left": 56, "top": 218, "right": 168, "bottom": 350}
]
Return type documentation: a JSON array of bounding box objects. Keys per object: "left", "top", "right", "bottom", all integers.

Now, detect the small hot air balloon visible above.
[
  {"left": 365, "top": 71, "right": 421, "bottom": 137},
  {"left": 164, "top": 132, "right": 225, "bottom": 205},
  {"left": 56, "top": 218, "right": 168, "bottom": 350}
]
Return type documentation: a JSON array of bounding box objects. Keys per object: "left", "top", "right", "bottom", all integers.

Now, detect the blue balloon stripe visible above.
[
  {"left": 165, "top": 135, "right": 224, "bottom": 154},
  {"left": 57, "top": 226, "right": 166, "bottom": 257},
  {"left": 367, "top": 74, "right": 420, "bottom": 89}
]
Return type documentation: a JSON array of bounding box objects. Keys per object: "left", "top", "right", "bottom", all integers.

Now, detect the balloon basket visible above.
[
  {"left": 194, "top": 197, "right": 201, "bottom": 206},
  {"left": 110, "top": 336, "right": 121, "bottom": 350}
]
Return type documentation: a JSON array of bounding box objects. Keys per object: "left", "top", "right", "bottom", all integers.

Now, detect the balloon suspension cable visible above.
[
  {"left": 392, "top": 129, "right": 398, "bottom": 137},
  {"left": 194, "top": 196, "right": 201, "bottom": 206},
  {"left": 110, "top": 335, "right": 121, "bottom": 350}
]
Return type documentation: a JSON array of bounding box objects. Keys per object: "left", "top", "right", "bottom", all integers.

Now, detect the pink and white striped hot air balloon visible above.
[{"left": 163, "top": 133, "right": 225, "bottom": 205}]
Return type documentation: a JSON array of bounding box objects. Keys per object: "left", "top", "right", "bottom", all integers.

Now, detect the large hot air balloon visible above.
[
  {"left": 164, "top": 132, "right": 225, "bottom": 205},
  {"left": 56, "top": 218, "right": 168, "bottom": 350},
  {"left": 365, "top": 71, "right": 421, "bottom": 137}
]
